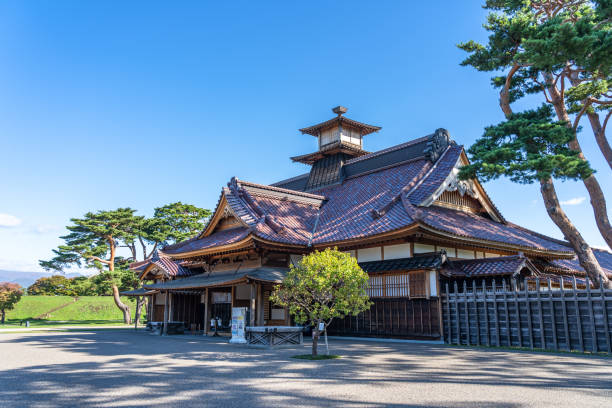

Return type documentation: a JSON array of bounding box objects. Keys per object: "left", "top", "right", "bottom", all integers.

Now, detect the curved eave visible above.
[
  {"left": 312, "top": 225, "right": 420, "bottom": 249},
  {"left": 165, "top": 234, "right": 257, "bottom": 259},
  {"left": 416, "top": 223, "right": 575, "bottom": 259}
]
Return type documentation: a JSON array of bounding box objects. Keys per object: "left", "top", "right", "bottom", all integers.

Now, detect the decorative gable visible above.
[{"left": 419, "top": 151, "right": 504, "bottom": 223}]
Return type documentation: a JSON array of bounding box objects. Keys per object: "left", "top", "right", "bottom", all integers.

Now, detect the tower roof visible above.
[{"left": 298, "top": 106, "right": 381, "bottom": 136}]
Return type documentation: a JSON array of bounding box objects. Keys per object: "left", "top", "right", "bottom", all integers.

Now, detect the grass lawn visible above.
[
  {"left": 1, "top": 319, "right": 131, "bottom": 328},
  {"left": 2, "top": 296, "right": 145, "bottom": 328}
]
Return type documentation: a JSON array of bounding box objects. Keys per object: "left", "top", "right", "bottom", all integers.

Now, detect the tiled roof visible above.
[
  {"left": 418, "top": 206, "right": 571, "bottom": 253},
  {"left": 299, "top": 115, "right": 381, "bottom": 136},
  {"left": 129, "top": 250, "right": 192, "bottom": 277},
  {"left": 359, "top": 253, "right": 445, "bottom": 273},
  {"left": 120, "top": 288, "right": 158, "bottom": 296},
  {"left": 165, "top": 134, "right": 574, "bottom": 257},
  {"left": 143, "top": 267, "right": 289, "bottom": 290},
  {"left": 163, "top": 227, "right": 251, "bottom": 255},
  {"left": 442, "top": 255, "right": 538, "bottom": 278},
  {"left": 549, "top": 249, "right": 612, "bottom": 279}
]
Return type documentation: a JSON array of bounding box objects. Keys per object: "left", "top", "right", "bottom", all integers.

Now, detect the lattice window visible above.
[
  {"left": 263, "top": 290, "right": 270, "bottom": 320},
  {"left": 435, "top": 190, "right": 483, "bottom": 213},
  {"left": 409, "top": 271, "right": 427, "bottom": 298},
  {"left": 366, "top": 273, "right": 411, "bottom": 298}
]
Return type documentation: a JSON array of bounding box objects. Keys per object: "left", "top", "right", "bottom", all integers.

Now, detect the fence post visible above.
[
  {"left": 559, "top": 278, "right": 570, "bottom": 351},
  {"left": 463, "top": 281, "right": 470, "bottom": 346},
  {"left": 502, "top": 280, "right": 511, "bottom": 347},
  {"left": 524, "top": 281, "right": 534, "bottom": 349},
  {"left": 472, "top": 280, "right": 480, "bottom": 346},
  {"left": 548, "top": 278, "right": 558, "bottom": 350},
  {"left": 536, "top": 278, "right": 546, "bottom": 349},
  {"left": 572, "top": 276, "right": 584, "bottom": 352},
  {"left": 454, "top": 281, "right": 460, "bottom": 344},
  {"left": 445, "top": 283, "right": 451, "bottom": 343},
  {"left": 585, "top": 276, "right": 597, "bottom": 352},
  {"left": 512, "top": 279, "right": 522, "bottom": 347},
  {"left": 599, "top": 275, "right": 611, "bottom": 353},
  {"left": 492, "top": 280, "right": 500, "bottom": 346},
  {"left": 482, "top": 279, "right": 490, "bottom": 346}
]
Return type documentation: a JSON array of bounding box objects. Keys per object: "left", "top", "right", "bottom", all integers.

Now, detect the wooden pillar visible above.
[
  {"left": 231, "top": 286, "right": 235, "bottom": 309},
  {"left": 204, "top": 288, "right": 209, "bottom": 335},
  {"left": 162, "top": 290, "right": 169, "bottom": 336},
  {"left": 250, "top": 283, "right": 256, "bottom": 327},
  {"left": 256, "top": 283, "right": 263, "bottom": 326},
  {"left": 168, "top": 292, "right": 173, "bottom": 322},
  {"left": 148, "top": 295, "right": 153, "bottom": 323}
]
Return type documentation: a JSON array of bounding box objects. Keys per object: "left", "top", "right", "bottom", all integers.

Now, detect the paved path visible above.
[{"left": 0, "top": 330, "right": 610, "bottom": 407}]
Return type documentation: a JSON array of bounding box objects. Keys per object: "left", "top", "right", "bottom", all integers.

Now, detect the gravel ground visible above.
[{"left": 0, "top": 330, "right": 610, "bottom": 407}]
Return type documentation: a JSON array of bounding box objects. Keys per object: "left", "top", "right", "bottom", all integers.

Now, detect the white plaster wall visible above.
[
  {"left": 414, "top": 243, "right": 435, "bottom": 254},
  {"left": 437, "top": 246, "right": 455, "bottom": 256},
  {"left": 357, "top": 247, "right": 382, "bottom": 262},
  {"left": 383, "top": 243, "right": 411, "bottom": 260},
  {"left": 429, "top": 271, "right": 438, "bottom": 297},
  {"left": 457, "top": 249, "right": 475, "bottom": 259}
]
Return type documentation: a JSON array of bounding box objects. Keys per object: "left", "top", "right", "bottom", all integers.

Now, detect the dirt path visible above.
[{"left": 35, "top": 297, "right": 78, "bottom": 319}]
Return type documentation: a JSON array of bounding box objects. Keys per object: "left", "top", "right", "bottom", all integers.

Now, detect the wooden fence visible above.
[
  {"left": 328, "top": 297, "right": 441, "bottom": 339},
  {"left": 442, "top": 277, "right": 612, "bottom": 353}
]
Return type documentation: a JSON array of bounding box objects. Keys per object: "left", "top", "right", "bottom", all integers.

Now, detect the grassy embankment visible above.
[{"left": 2, "top": 296, "right": 144, "bottom": 327}]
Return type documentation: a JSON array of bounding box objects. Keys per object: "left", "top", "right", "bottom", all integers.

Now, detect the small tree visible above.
[
  {"left": 271, "top": 248, "right": 372, "bottom": 357},
  {"left": 0, "top": 282, "right": 23, "bottom": 324}
]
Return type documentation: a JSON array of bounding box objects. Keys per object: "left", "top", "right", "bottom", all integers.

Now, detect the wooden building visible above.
[{"left": 129, "top": 106, "right": 612, "bottom": 340}]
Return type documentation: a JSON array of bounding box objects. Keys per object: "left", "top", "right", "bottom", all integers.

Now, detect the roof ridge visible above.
[
  {"left": 451, "top": 255, "right": 522, "bottom": 264},
  {"left": 271, "top": 172, "right": 309, "bottom": 187},
  {"left": 236, "top": 178, "right": 326, "bottom": 200},
  {"left": 346, "top": 135, "right": 431, "bottom": 165}
]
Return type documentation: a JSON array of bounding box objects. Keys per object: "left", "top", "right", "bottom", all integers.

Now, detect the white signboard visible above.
[{"left": 229, "top": 307, "right": 247, "bottom": 344}]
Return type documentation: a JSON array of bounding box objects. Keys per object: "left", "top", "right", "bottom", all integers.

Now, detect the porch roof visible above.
[
  {"left": 120, "top": 288, "right": 159, "bottom": 296},
  {"left": 143, "top": 267, "right": 289, "bottom": 291},
  {"left": 359, "top": 253, "right": 446, "bottom": 274}
]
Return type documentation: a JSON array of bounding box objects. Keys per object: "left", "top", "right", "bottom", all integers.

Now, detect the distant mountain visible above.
[{"left": 0, "top": 270, "right": 85, "bottom": 289}]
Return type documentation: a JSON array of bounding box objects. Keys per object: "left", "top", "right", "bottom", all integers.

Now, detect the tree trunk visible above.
[
  {"left": 546, "top": 74, "right": 612, "bottom": 250},
  {"left": 112, "top": 284, "right": 131, "bottom": 324},
  {"left": 540, "top": 178, "right": 610, "bottom": 288},
  {"left": 134, "top": 296, "right": 145, "bottom": 329},
  {"left": 312, "top": 328, "right": 319, "bottom": 357},
  {"left": 585, "top": 111, "right": 612, "bottom": 171},
  {"left": 1, "top": 309, "right": 5, "bottom": 324},
  {"left": 567, "top": 75, "right": 612, "bottom": 171}
]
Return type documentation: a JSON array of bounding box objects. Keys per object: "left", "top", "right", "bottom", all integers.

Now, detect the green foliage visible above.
[
  {"left": 152, "top": 202, "right": 212, "bottom": 245},
  {"left": 28, "top": 275, "right": 79, "bottom": 296},
  {"left": 39, "top": 208, "right": 140, "bottom": 272},
  {"left": 458, "top": 0, "right": 612, "bottom": 121},
  {"left": 271, "top": 248, "right": 371, "bottom": 329},
  {"left": 0, "top": 282, "right": 23, "bottom": 321},
  {"left": 459, "top": 105, "right": 593, "bottom": 183}
]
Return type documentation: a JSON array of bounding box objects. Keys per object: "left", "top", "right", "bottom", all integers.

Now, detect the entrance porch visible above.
[{"left": 143, "top": 267, "right": 290, "bottom": 335}]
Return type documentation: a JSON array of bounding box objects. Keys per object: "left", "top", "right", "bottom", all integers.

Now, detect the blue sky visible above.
[{"left": 0, "top": 1, "right": 610, "bottom": 274}]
